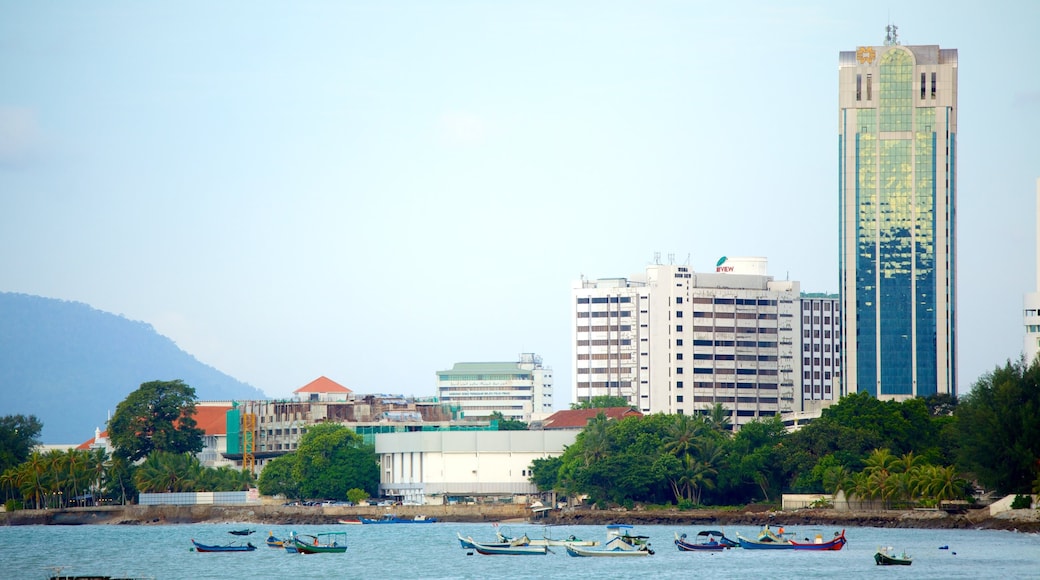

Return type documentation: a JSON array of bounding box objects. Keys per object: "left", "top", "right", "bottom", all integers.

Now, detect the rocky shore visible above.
[{"left": 3, "top": 503, "right": 1038, "bottom": 533}]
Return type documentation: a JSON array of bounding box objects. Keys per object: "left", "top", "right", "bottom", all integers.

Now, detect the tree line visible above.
[
  {"left": 1, "top": 359, "right": 1037, "bottom": 510},
  {"left": 531, "top": 360, "right": 1040, "bottom": 508}
]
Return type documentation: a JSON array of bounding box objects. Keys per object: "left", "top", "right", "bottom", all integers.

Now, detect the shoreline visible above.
[{"left": 3, "top": 504, "right": 1038, "bottom": 533}]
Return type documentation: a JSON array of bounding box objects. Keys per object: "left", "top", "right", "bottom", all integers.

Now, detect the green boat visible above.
[
  {"left": 290, "top": 531, "right": 348, "bottom": 554},
  {"left": 874, "top": 548, "right": 912, "bottom": 565}
]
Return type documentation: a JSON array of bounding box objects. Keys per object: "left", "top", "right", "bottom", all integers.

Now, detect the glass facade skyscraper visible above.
[{"left": 838, "top": 34, "right": 957, "bottom": 399}]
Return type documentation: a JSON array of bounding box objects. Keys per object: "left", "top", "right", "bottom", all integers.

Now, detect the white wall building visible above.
[
  {"left": 799, "top": 294, "right": 842, "bottom": 411},
  {"left": 374, "top": 430, "right": 575, "bottom": 505},
  {"left": 1025, "top": 178, "right": 1040, "bottom": 366},
  {"left": 573, "top": 258, "right": 802, "bottom": 428},
  {"left": 435, "top": 354, "right": 553, "bottom": 422}
]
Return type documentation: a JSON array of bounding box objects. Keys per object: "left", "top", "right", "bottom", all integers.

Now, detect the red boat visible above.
[{"left": 789, "top": 530, "right": 846, "bottom": 551}]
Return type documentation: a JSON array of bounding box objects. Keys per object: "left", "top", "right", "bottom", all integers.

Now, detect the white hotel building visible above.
[
  {"left": 572, "top": 258, "right": 810, "bottom": 428},
  {"left": 435, "top": 353, "right": 553, "bottom": 422}
]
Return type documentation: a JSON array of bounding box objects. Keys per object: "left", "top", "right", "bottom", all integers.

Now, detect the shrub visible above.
[{"left": 1010, "top": 494, "right": 1032, "bottom": 510}]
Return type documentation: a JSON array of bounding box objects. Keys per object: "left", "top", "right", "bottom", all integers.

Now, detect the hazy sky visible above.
[{"left": 2, "top": 2, "right": 1038, "bottom": 407}]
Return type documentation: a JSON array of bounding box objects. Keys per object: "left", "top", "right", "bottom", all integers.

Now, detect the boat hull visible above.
[
  {"left": 875, "top": 551, "right": 912, "bottom": 565},
  {"left": 675, "top": 533, "right": 727, "bottom": 552},
  {"left": 191, "top": 540, "right": 256, "bottom": 552},
  {"left": 565, "top": 544, "right": 651, "bottom": 557},
  {"left": 790, "top": 531, "right": 846, "bottom": 551},
  {"left": 470, "top": 540, "right": 547, "bottom": 555}
]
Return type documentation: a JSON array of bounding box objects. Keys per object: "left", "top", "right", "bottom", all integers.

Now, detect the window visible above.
[
  {"left": 676, "top": 367, "right": 684, "bottom": 374},
  {"left": 676, "top": 395, "right": 684, "bottom": 403},
  {"left": 676, "top": 338, "right": 683, "bottom": 346},
  {"left": 676, "top": 353, "right": 684, "bottom": 360},
  {"left": 676, "top": 297, "right": 683, "bottom": 304},
  {"left": 677, "top": 381, "right": 684, "bottom": 388},
  {"left": 676, "top": 325, "right": 683, "bottom": 332},
  {"left": 920, "top": 72, "right": 926, "bottom": 99},
  {"left": 676, "top": 311, "right": 683, "bottom": 318},
  {"left": 856, "top": 73, "right": 862, "bottom": 101},
  {"left": 866, "top": 73, "right": 872, "bottom": 100},
  {"left": 931, "top": 72, "right": 937, "bottom": 99}
]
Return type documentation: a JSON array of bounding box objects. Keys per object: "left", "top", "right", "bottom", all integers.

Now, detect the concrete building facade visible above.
[
  {"left": 838, "top": 28, "right": 958, "bottom": 400},
  {"left": 572, "top": 258, "right": 801, "bottom": 428},
  {"left": 374, "top": 430, "right": 575, "bottom": 505}
]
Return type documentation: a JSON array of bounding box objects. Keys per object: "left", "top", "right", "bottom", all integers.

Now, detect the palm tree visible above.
[
  {"left": 704, "top": 403, "right": 732, "bottom": 436},
  {"left": 580, "top": 413, "right": 611, "bottom": 467},
  {"left": 663, "top": 414, "right": 706, "bottom": 460},
  {"left": 18, "top": 452, "right": 47, "bottom": 509}
]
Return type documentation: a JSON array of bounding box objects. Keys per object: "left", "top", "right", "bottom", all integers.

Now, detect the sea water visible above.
[{"left": 2, "top": 522, "right": 1038, "bottom": 579}]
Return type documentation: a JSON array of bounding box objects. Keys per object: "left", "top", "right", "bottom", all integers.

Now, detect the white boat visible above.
[{"left": 563, "top": 525, "right": 653, "bottom": 557}]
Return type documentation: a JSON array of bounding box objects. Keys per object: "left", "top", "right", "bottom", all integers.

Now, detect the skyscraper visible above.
[{"left": 838, "top": 26, "right": 958, "bottom": 399}]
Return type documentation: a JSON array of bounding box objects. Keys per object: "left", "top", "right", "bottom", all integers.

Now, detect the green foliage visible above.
[
  {"left": 257, "top": 454, "right": 299, "bottom": 499},
  {"left": 108, "top": 380, "right": 205, "bottom": 462},
  {"left": 489, "top": 411, "right": 528, "bottom": 431},
  {"left": 955, "top": 360, "right": 1040, "bottom": 495},
  {"left": 570, "top": 395, "right": 631, "bottom": 410},
  {"left": 0, "top": 415, "right": 43, "bottom": 475},
  {"left": 347, "top": 488, "right": 369, "bottom": 505},
  {"left": 292, "top": 423, "right": 379, "bottom": 499},
  {"left": 1010, "top": 494, "right": 1032, "bottom": 510},
  {"left": 4, "top": 498, "right": 21, "bottom": 511},
  {"left": 529, "top": 456, "right": 563, "bottom": 491}
]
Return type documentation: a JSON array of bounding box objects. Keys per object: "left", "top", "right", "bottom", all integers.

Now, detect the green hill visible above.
[{"left": 0, "top": 292, "right": 267, "bottom": 443}]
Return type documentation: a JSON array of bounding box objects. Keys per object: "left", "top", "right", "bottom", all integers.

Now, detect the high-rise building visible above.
[
  {"left": 1024, "top": 179, "right": 1040, "bottom": 366},
  {"left": 435, "top": 354, "right": 554, "bottom": 422},
  {"left": 572, "top": 258, "right": 801, "bottom": 429},
  {"left": 838, "top": 26, "right": 958, "bottom": 399}
]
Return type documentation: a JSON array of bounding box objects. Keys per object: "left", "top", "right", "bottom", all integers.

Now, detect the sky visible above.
[{"left": 2, "top": 1, "right": 1038, "bottom": 408}]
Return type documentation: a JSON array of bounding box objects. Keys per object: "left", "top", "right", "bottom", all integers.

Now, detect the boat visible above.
[
  {"left": 290, "top": 531, "right": 348, "bottom": 554},
  {"left": 736, "top": 527, "right": 794, "bottom": 550},
  {"left": 564, "top": 525, "right": 654, "bottom": 557},
  {"left": 228, "top": 528, "right": 255, "bottom": 536},
  {"left": 265, "top": 532, "right": 284, "bottom": 548},
  {"left": 338, "top": 518, "right": 363, "bottom": 525},
  {"left": 359, "top": 513, "right": 438, "bottom": 524},
  {"left": 789, "top": 530, "right": 847, "bottom": 551},
  {"left": 674, "top": 530, "right": 733, "bottom": 551},
  {"left": 468, "top": 539, "right": 548, "bottom": 556},
  {"left": 875, "top": 547, "right": 912, "bottom": 565},
  {"left": 460, "top": 531, "right": 528, "bottom": 549},
  {"left": 498, "top": 528, "right": 597, "bottom": 547},
  {"left": 191, "top": 539, "right": 257, "bottom": 552}
]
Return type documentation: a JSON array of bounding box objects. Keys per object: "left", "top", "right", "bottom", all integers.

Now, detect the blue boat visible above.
[
  {"left": 359, "top": 513, "right": 437, "bottom": 524},
  {"left": 191, "top": 539, "right": 257, "bottom": 552},
  {"left": 736, "top": 527, "right": 794, "bottom": 550},
  {"left": 675, "top": 530, "right": 735, "bottom": 551}
]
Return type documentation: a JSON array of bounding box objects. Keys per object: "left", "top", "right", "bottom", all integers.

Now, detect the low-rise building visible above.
[{"left": 374, "top": 430, "right": 575, "bottom": 505}]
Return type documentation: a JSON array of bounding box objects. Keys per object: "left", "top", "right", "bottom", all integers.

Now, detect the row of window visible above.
[
  {"left": 577, "top": 367, "right": 635, "bottom": 374},
  {"left": 692, "top": 339, "right": 779, "bottom": 348},
  {"left": 804, "top": 357, "right": 836, "bottom": 367},
  {"left": 575, "top": 381, "right": 633, "bottom": 389},
  {"left": 576, "top": 339, "right": 633, "bottom": 346},
  {"left": 576, "top": 325, "right": 633, "bottom": 332},
  {"left": 693, "top": 312, "right": 778, "bottom": 320},
  {"left": 576, "top": 311, "right": 632, "bottom": 318},
  {"left": 690, "top": 367, "right": 779, "bottom": 376},
  {"left": 576, "top": 296, "right": 633, "bottom": 304},
  {"left": 693, "top": 353, "right": 778, "bottom": 362},
  {"left": 577, "top": 353, "right": 634, "bottom": 360},
  {"left": 692, "top": 325, "right": 778, "bottom": 334},
  {"left": 803, "top": 371, "right": 841, "bottom": 379}
]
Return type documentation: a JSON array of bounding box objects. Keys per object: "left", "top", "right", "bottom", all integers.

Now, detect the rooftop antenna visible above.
[
  {"left": 885, "top": 23, "right": 899, "bottom": 46},
  {"left": 653, "top": 251, "right": 661, "bottom": 265},
  {"left": 667, "top": 253, "right": 675, "bottom": 265}
]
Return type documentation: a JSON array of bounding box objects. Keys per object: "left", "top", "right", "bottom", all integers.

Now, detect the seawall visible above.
[{"left": 2, "top": 504, "right": 1037, "bottom": 532}]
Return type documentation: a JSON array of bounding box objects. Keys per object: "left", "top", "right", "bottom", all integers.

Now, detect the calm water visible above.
[{"left": 3, "top": 521, "right": 1038, "bottom": 579}]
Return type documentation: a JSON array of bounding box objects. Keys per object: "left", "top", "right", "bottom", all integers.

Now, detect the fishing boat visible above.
[
  {"left": 789, "top": 530, "right": 847, "bottom": 551},
  {"left": 338, "top": 518, "right": 363, "bottom": 525},
  {"left": 875, "top": 547, "right": 912, "bottom": 565},
  {"left": 736, "top": 526, "right": 794, "bottom": 550},
  {"left": 498, "top": 528, "right": 597, "bottom": 547},
  {"left": 265, "top": 532, "right": 284, "bottom": 548},
  {"left": 564, "top": 525, "right": 654, "bottom": 557},
  {"left": 290, "top": 531, "right": 348, "bottom": 554},
  {"left": 191, "top": 539, "right": 257, "bottom": 552},
  {"left": 469, "top": 539, "right": 548, "bottom": 556},
  {"left": 674, "top": 530, "right": 732, "bottom": 551},
  {"left": 359, "top": 513, "right": 438, "bottom": 524},
  {"left": 459, "top": 532, "right": 528, "bottom": 549},
  {"left": 228, "top": 528, "right": 255, "bottom": 536}
]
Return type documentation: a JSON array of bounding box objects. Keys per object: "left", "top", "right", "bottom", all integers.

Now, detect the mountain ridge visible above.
[{"left": 0, "top": 292, "right": 268, "bottom": 443}]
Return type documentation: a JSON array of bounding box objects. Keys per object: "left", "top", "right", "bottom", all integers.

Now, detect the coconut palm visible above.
[{"left": 580, "top": 413, "right": 611, "bottom": 467}]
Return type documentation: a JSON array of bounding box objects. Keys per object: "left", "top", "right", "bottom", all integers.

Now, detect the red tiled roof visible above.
[
  {"left": 76, "top": 431, "right": 107, "bottom": 450},
  {"left": 194, "top": 405, "right": 232, "bottom": 436},
  {"left": 294, "top": 375, "right": 352, "bottom": 394},
  {"left": 541, "top": 407, "right": 642, "bottom": 430}
]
